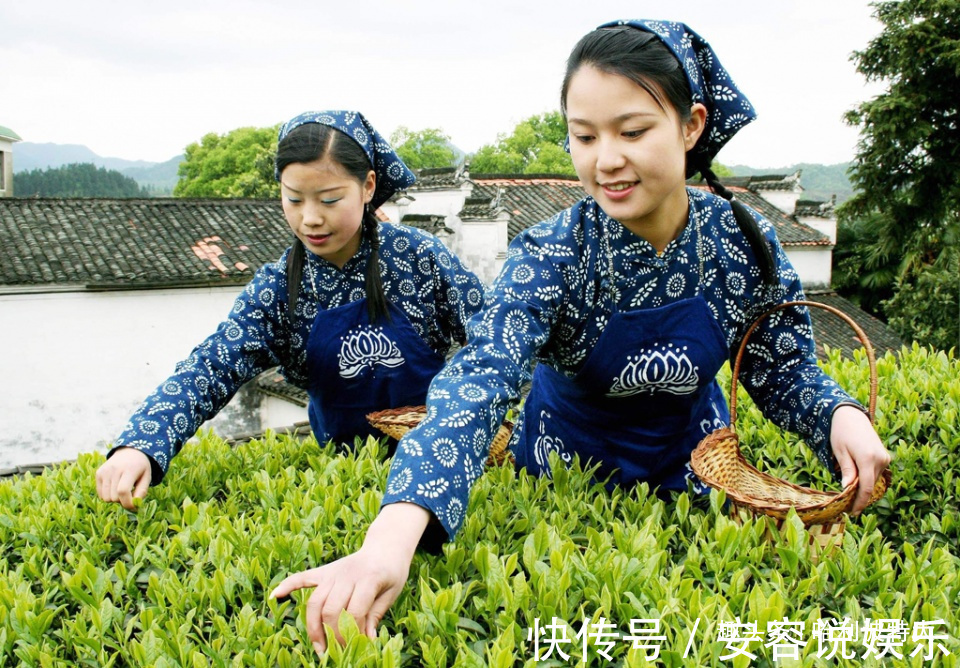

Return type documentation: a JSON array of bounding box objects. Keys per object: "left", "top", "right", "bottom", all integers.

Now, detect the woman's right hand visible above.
[
  {"left": 269, "top": 502, "right": 430, "bottom": 655},
  {"left": 95, "top": 447, "right": 152, "bottom": 510}
]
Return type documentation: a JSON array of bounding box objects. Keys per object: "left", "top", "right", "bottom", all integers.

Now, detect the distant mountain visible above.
[
  {"left": 728, "top": 162, "right": 854, "bottom": 205},
  {"left": 119, "top": 156, "right": 182, "bottom": 194},
  {"left": 13, "top": 142, "right": 182, "bottom": 195}
]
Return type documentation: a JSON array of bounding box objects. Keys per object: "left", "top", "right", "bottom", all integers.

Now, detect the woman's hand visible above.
[
  {"left": 829, "top": 405, "right": 892, "bottom": 514},
  {"left": 95, "top": 447, "right": 152, "bottom": 510},
  {"left": 270, "top": 502, "right": 431, "bottom": 656}
]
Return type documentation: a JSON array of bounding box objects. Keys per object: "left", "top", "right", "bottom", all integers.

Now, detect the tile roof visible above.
[
  {"left": 0, "top": 125, "right": 21, "bottom": 142},
  {"left": 719, "top": 187, "right": 831, "bottom": 246},
  {"left": 467, "top": 176, "right": 829, "bottom": 247},
  {"left": 467, "top": 175, "right": 584, "bottom": 241},
  {"left": 0, "top": 461, "right": 74, "bottom": 479},
  {"left": 805, "top": 292, "right": 903, "bottom": 360},
  {"left": 224, "top": 421, "right": 313, "bottom": 447},
  {"left": 459, "top": 194, "right": 503, "bottom": 221},
  {"left": 255, "top": 369, "right": 309, "bottom": 406},
  {"left": 401, "top": 214, "right": 454, "bottom": 236},
  {"left": 723, "top": 171, "right": 801, "bottom": 191},
  {"left": 0, "top": 198, "right": 291, "bottom": 289},
  {"left": 412, "top": 166, "right": 467, "bottom": 189},
  {"left": 795, "top": 198, "right": 836, "bottom": 218}
]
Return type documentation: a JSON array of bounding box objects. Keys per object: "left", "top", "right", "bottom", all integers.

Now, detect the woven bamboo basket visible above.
[
  {"left": 367, "top": 406, "right": 514, "bottom": 467},
  {"left": 690, "top": 300, "right": 891, "bottom": 556}
]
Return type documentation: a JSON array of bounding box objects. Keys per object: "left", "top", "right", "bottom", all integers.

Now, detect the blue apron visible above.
[
  {"left": 514, "top": 232, "right": 730, "bottom": 493},
  {"left": 304, "top": 299, "right": 445, "bottom": 447}
]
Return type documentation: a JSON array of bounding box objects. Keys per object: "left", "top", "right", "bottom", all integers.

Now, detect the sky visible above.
[{"left": 1, "top": 0, "right": 885, "bottom": 168}]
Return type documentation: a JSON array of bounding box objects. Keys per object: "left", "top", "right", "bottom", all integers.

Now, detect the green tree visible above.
[
  {"left": 15, "top": 163, "right": 148, "bottom": 197},
  {"left": 837, "top": 0, "right": 960, "bottom": 350},
  {"left": 390, "top": 126, "right": 456, "bottom": 170},
  {"left": 883, "top": 249, "right": 960, "bottom": 351},
  {"left": 174, "top": 125, "right": 280, "bottom": 198},
  {"left": 470, "top": 111, "right": 576, "bottom": 176},
  {"left": 710, "top": 163, "right": 734, "bottom": 179},
  {"left": 832, "top": 211, "right": 898, "bottom": 317}
]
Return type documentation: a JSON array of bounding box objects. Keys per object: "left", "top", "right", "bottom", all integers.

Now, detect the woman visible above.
[
  {"left": 271, "top": 23, "right": 891, "bottom": 654},
  {"left": 96, "top": 110, "right": 484, "bottom": 510}
]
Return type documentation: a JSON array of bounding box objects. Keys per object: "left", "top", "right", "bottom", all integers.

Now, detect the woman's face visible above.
[
  {"left": 279, "top": 157, "right": 375, "bottom": 268},
  {"left": 565, "top": 65, "right": 705, "bottom": 241}
]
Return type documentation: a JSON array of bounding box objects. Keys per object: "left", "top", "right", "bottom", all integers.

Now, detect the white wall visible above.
[
  {"left": 0, "top": 139, "right": 13, "bottom": 197},
  {"left": 383, "top": 185, "right": 473, "bottom": 259},
  {"left": 798, "top": 215, "right": 837, "bottom": 244},
  {"left": 785, "top": 247, "right": 833, "bottom": 290},
  {"left": 260, "top": 395, "right": 308, "bottom": 430},
  {"left": 400, "top": 186, "right": 473, "bottom": 219},
  {"left": 757, "top": 190, "right": 800, "bottom": 215},
  {"left": 458, "top": 217, "right": 509, "bottom": 285},
  {"left": 0, "top": 286, "right": 265, "bottom": 468}
]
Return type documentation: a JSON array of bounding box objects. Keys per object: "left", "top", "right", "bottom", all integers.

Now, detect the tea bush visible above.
[{"left": 1, "top": 346, "right": 957, "bottom": 666}]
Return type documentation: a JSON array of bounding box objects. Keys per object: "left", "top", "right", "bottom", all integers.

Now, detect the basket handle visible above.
[{"left": 729, "top": 300, "right": 877, "bottom": 430}]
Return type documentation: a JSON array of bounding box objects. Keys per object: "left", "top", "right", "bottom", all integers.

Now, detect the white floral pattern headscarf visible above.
[
  {"left": 275, "top": 110, "right": 416, "bottom": 209},
  {"left": 599, "top": 19, "right": 757, "bottom": 171}
]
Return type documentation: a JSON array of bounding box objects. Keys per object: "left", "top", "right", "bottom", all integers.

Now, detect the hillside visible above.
[
  {"left": 14, "top": 142, "right": 182, "bottom": 195},
  {"left": 14, "top": 163, "right": 149, "bottom": 198},
  {"left": 118, "top": 155, "right": 182, "bottom": 194}
]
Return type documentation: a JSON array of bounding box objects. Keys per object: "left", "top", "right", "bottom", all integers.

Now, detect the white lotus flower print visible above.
[
  {"left": 608, "top": 344, "right": 700, "bottom": 397},
  {"left": 337, "top": 326, "right": 405, "bottom": 379}
]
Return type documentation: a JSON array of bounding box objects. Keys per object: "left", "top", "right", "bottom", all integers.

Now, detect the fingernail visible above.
[
  {"left": 313, "top": 641, "right": 324, "bottom": 656},
  {"left": 268, "top": 591, "right": 276, "bottom": 599}
]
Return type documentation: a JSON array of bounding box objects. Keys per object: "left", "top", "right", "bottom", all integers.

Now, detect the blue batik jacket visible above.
[
  {"left": 112, "top": 222, "right": 485, "bottom": 480},
  {"left": 381, "top": 189, "right": 859, "bottom": 539}
]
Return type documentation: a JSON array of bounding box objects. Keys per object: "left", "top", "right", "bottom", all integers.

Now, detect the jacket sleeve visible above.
[
  {"left": 110, "top": 262, "right": 290, "bottom": 481},
  {"left": 379, "top": 229, "right": 570, "bottom": 540},
  {"left": 421, "top": 235, "right": 487, "bottom": 346},
  {"left": 734, "top": 219, "right": 862, "bottom": 473}
]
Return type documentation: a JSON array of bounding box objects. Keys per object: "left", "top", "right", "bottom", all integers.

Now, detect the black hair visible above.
[
  {"left": 276, "top": 123, "right": 390, "bottom": 323},
  {"left": 561, "top": 26, "right": 777, "bottom": 286}
]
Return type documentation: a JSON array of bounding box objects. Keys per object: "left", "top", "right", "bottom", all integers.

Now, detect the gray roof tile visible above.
[
  {"left": 0, "top": 198, "right": 291, "bottom": 288},
  {"left": 805, "top": 292, "right": 903, "bottom": 360},
  {"left": 467, "top": 176, "right": 584, "bottom": 241},
  {"left": 728, "top": 188, "right": 830, "bottom": 246},
  {"left": 470, "top": 176, "right": 830, "bottom": 247}
]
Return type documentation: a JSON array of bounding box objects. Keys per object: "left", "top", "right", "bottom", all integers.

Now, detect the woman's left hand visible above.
[{"left": 829, "top": 404, "right": 892, "bottom": 514}]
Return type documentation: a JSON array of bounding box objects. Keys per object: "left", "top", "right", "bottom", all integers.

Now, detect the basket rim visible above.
[
  {"left": 729, "top": 300, "right": 878, "bottom": 427},
  {"left": 690, "top": 428, "right": 856, "bottom": 512},
  {"left": 691, "top": 301, "right": 889, "bottom": 519}
]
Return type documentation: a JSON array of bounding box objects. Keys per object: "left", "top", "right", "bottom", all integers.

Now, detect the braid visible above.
[
  {"left": 285, "top": 238, "right": 306, "bottom": 318},
  {"left": 698, "top": 162, "right": 777, "bottom": 286},
  {"left": 364, "top": 207, "right": 391, "bottom": 323}
]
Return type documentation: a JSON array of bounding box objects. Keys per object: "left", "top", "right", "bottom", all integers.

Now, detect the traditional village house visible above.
[{"left": 0, "top": 125, "right": 21, "bottom": 198}]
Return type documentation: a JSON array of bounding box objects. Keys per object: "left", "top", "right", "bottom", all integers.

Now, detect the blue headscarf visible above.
[
  {"left": 275, "top": 110, "right": 416, "bottom": 209},
  {"left": 567, "top": 20, "right": 756, "bottom": 174}
]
